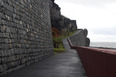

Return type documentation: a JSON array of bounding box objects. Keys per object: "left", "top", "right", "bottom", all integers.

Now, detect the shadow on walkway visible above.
[{"left": 1, "top": 39, "right": 87, "bottom": 77}]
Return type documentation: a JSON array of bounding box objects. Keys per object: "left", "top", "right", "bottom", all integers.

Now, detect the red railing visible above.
[{"left": 68, "top": 38, "right": 116, "bottom": 77}]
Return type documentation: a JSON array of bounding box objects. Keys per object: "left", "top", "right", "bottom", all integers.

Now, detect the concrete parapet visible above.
[
  {"left": 68, "top": 36, "right": 116, "bottom": 77},
  {"left": 75, "top": 47, "right": 116, "bottom": 77}
]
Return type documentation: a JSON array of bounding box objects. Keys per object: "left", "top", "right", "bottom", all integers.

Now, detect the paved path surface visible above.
[{"left": 1, "top": 39, "right": 87, "bottom": 77}]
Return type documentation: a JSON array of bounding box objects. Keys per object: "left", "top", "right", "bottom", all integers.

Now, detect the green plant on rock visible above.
[
  {"left": 53, "top": 30, "right": 77, "bottom": 54},
  {"left": 53, "top": 36, "right": 64, "bottom": 48}
]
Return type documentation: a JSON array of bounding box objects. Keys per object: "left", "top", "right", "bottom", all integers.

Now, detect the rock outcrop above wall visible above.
[
  {"left": 0, "top": 0, "right": 53, "bottom": 75},
  {"left": 50, "top": 0, "right": 77, "bottom": 34},
  {"left": 69, "top": 29, "right": 90, "bottom": 46}
]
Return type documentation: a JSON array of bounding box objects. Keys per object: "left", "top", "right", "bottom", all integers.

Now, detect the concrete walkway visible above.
[{"left": 1, "top": 39, "right": 87, "bottom": 77}]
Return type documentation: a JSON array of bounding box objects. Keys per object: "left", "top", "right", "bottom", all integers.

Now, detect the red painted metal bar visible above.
[{"left": 68, "top": 38, "right": 116, "bottom": 77}]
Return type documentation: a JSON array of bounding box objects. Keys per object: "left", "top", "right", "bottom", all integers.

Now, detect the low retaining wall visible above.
[
  {"left": 75, "top": 47, "right": 116, "bottom": 77},
  {"left": 68, "top": 38, "right": 116, "bottom": 77}
]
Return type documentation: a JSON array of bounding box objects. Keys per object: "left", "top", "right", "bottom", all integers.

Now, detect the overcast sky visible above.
[{"left": 55, "top": 0, "right": 116, "bottom": 42}]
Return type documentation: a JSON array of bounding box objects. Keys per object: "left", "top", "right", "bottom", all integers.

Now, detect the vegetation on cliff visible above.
[
  {"left": 52, "top": 27, "right": 77, "bottom": 54},
  {"left": 50, "top": 0, "right": 78, "bottom": 53}
]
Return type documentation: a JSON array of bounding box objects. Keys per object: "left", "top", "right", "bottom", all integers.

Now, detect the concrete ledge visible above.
[{"left": 68, "top": 38, "right": 116, "bottom": 77}]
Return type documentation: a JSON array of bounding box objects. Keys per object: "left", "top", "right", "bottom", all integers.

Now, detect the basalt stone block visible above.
[
  {"left": 83, "top": 28, "right": 88, "bottom": 38},
  {"left": 0, "top": 65, "right": 4, "bottom": 72},
  {"left": 85, "top": 38, "right": 90, "bottom": 46},
  {"left": 1, "top": 20, "right": 6, "bottom": 25},
  {"left": 0, "top": 6, "right": 5, "bottom": 13}
]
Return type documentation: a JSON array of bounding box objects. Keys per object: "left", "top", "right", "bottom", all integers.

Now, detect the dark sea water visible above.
[{"left": 90, "top": 42, "right": 116, "bottom": 48}]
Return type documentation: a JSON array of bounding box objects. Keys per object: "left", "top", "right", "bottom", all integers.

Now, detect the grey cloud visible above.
[
  {"left": 56, "top": 0, "right": 116, "bottom": 7},
  {"left": 91, "top": 27, "right": 116, "bottom": 35}
]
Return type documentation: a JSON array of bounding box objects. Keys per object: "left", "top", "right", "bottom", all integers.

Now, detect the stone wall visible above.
[
  {"left": 0, "top": 0, "right": 53, "bottom": 75},
  {"left": 69, "top": 29, "right": 90, "bottom": 46}
]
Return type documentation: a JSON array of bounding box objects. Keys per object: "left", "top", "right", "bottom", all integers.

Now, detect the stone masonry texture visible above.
[{"left": 0, "top": 0, "right": 53, "bottom": 75}]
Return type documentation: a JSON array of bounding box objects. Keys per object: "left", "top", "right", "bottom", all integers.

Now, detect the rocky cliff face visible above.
[
  {"left": 50, "top": 0, "right": 77, "bottom": 35},
  {"left": 50, "top": 0, "right": 90, "bottom": 46},
  {"left": 69, "top": 29, "right": 90, "bottom": 46}
]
